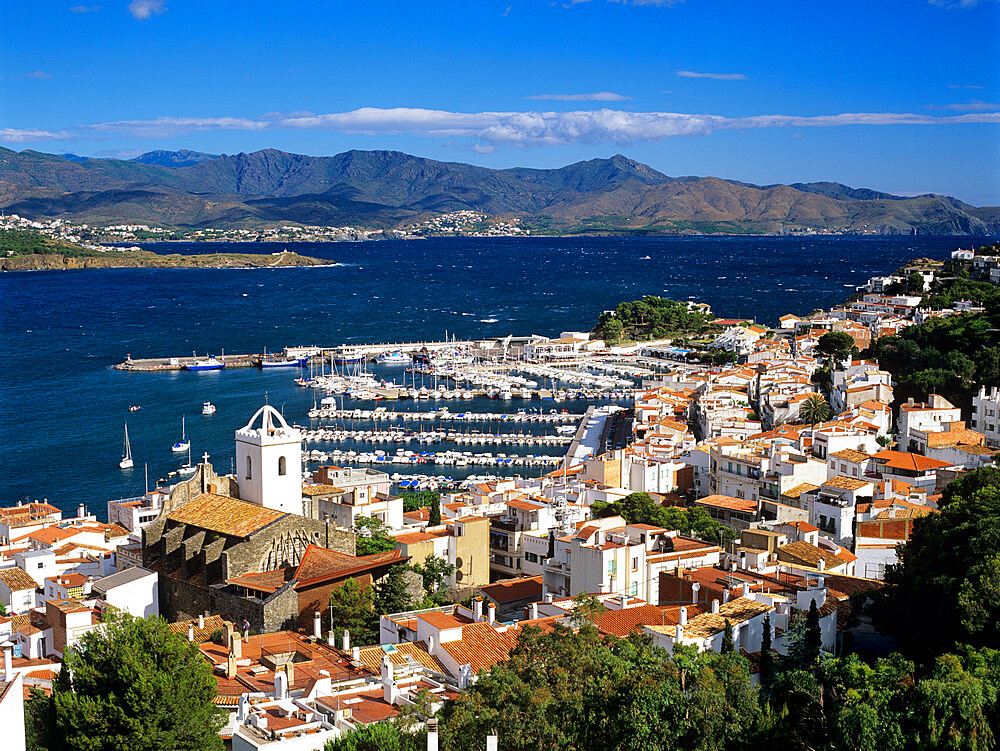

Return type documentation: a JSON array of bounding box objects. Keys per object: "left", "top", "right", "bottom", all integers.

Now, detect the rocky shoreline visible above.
[{"left": 0, "top": 249, "right": 334, "bottom": 272}]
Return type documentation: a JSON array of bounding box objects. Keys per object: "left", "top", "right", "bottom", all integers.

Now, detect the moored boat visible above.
[
  {"left": 119, "top": 421, "right": 134, "bottom": 469},
  {"left": 202, "top": 401, "right": 217, "bottom": 415},
  {"left": 186, "top": 357, "right": 225, "bottom": 371}
]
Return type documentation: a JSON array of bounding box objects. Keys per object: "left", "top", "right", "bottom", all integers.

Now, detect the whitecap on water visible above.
[{"left": 479, "top": 318, "right": 499, "bottom": 323}]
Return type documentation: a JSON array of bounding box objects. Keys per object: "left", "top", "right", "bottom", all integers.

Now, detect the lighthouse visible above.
[{"left": 234, "top": 405, "right": 302, "bottom": 514}]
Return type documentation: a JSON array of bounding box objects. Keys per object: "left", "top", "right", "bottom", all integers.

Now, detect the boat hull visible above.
[{"left": 186, "top": 363, "right": 225, "bottom": 371}]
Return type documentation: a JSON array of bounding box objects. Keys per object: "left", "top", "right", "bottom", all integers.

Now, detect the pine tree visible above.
[
  {"left": 374, "top": 563, "right": 413, "bottom": 616},
  {"left": 429, "top": 498, "right": 442, "bottom": 526},
  {"left": 46, "top": 613, "right": 225, "bottom": 750},
  {"left": 721, "top": 618, "right": 735, "bottom": 653},
  {"left": 760, "top": 614, "right": 775, "bottom": 688},
  {"left": 804, "top": 599, "right": 822, "bottom": 663}
]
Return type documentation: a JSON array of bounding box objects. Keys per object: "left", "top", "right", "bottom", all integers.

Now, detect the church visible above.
[{"left": 143, "top": 405, "right": 396, "bottom": 632}]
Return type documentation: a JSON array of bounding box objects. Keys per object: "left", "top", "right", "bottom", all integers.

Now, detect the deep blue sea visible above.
[{"left": 0, "top": 235, "right": 985, "bottom": 516}]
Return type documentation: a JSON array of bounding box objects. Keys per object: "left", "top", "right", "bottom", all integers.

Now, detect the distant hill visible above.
[{"left": 1, "top": 147, "right": 997, "bottom": 235}]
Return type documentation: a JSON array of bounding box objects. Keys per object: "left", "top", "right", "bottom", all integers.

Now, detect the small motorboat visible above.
[
  {"left": 202, "top": 402, "right": 217, "bottom": 415},
  {"left": 128, "top": 405, "right": 141, "bottom": 412}
]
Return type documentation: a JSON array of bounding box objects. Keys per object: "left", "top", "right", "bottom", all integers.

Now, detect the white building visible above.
[
  {"left": 0, "top": 643, "right": 26, "bottom": 751},
  {"left": 972, "top": 386, "right": 1000, "bottom": 448},
  {"left": 91, "top": 567, "right": 159, "bottom": 618},
  {"left": 235, "top": 405, "right": 303, "bottom": 515},
  {"left": 897, "top": 395, "right": 962, "bottom": 449}
]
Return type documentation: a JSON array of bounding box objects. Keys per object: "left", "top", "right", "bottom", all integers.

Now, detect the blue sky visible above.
[{"left": 2, "top": 0, "right": 999, "bottom": 203}]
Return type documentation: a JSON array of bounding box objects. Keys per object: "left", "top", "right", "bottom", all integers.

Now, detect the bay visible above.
[{"left": 0, "top": 235, "right": 982, "bottom": 514}]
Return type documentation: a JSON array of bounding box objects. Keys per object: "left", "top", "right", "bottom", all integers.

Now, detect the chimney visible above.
[
  {"left": 198, "top": 614, "right": 205, "bottom": 629},
  {"left": 674, "top": 624, "right": 683, "bottom": 641},
  {"left": 544, "top": 592, "right": 554, "bottom": 604},
  {"left": 529, "top": 602, "right": 539, "bottom": 620},
  {"left": 619, "top": 593, "right": 629, "bottom": 609},
  {"left": 284, "top": 661, "right": 294, "bottom": 688},
  {"left": 382, "top": 655, "right": 397, "bottom": 705},
  {"left": 486, "top": 735, "right": 498, "bottom": 751},
  {"left": 729, "top": 560, "right": 737, "bottom": 572},
  {"left": 226, "top": 652, "right": 237, "bottom": 679},
  {"left": 679, "top": 606, "right": 688, "bottom": 625},
  {"left": 817, "top": 558, "right": 826, "bottom": 572},
  {"left": 77, "top": 503, "right": 86, "bottom": 519},
  {"left": 487, "top": 602, "right": 497, "bottom": 624},
  {"left": 741, "top": 582, "right": 751, "bottom": 597},
  {"left": 187, "top": 623, "right": 195, "bottom": 642},
  {"left": 225, "top": 621, "right": 235, "bottom": 649},
  {"left": 473, "top": 597, "right": 483, "bottom": 622},
  {"left": 691, "top": 582, "right": 701, "bottom": 604},
  {"left": 313, "top": 611, "right": 321, "bottom": 639},
  {"left": 722, "top": 589, "right": 731, "bottom": 604},
  {"left": 350, "top": 645, "right": 360, "bottom": 661},
  {"left": 426, "top": 718, "right": 439, "bottom": 751},
  {"left": 231, "top": 633, "right": 242, "bottom": 660},
  {"left": 2, "top": 642, "right": 12, "bottom": 682},
  {"left": 427, "top": 633, "right": 437, "bottom": 656},
  {"left": 342, "top": 629, "right": 350, "bottom": 652},
  {"left": 711, "top": 599, "right": 720, "bottom": 614},
  {"left": 274, "top": 668, "right": 287, "bottom": 699}
]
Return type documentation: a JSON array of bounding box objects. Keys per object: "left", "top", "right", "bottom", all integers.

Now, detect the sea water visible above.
[{"left": 0, "top": 235, "right": 983, "bottom": 513}]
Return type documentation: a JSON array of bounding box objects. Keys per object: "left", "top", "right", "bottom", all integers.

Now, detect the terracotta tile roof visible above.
[
  {"left": 418, "top": 610, "right": 473, "bottom": 631},
  {"left": 301, "top": 484, "right": 344, "bottom": 497},
  {"left": 168, "top": 493, "right": 285, "bottom": 537},
  {"left": 823, "top": 475, "right": 874, "bottom": 491},
  {"left": 318, "top": 690, "right": 401, "bottom": 725},
  {"left": 669, "top": 597, "right": 771, "bottom": 638},
  {"left": 478, "top": 576, "right": 543, "bottom": 605},
  {"left": 0, "top": 503, "right": 61, "bottom": 525},
  {"left": 168, "top": 614, "right": 227, "bottom": 643},
  {"left": 354, "top": 640, "right": 448, "bottom": 675},
  {"left": 596, "top": 604, "right": 707, "bottom": 637},
  {"left": 872, "top": 450, "right": 952, "bottom": 472},
  {"left": 28, "top": 527, "right": 82, "bottom": 546},
  {"left": 783, "top": 482, "right": 820, "bottom": 500},
  {"left": 506, "top": 499, "right": 546, "bottom": 512},
  {"left": 777, "top": 541, "right": 843, "bottom": 569},
  {"left": 226, "top": 569, "right": 291, "bottom": 594},
  {"left": 830, "top": 449, "right": 871, "bottom": 462},
  {"left": 0, "top": 566, "right": 37, "bottom": 591},
  {"left": 403, "top": 507, "right": 431, "bottom": 523},
  {"left": 393, "top": 529, "right": 450, "bottom": 545},
  {"left": 695, "top": 495, "right": 758, "bottom": 514},
  {"left": 439, "top": 621, "right": 521, "bottom": 673}
]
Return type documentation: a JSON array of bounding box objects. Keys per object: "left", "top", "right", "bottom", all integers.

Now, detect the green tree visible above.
[
  {"left": 759, "top": 614, "right": 776, "bottom": 690},
  {"left": 399, "top": 491, "right": 440, "bottom": 513},
  {"left": 45, "top": 613, "right": 224, "bottom": 750},
  {"left": 374, "top": 562, "right": 414, "bottom": 616},
  {"left": 330, "top": 578, "right": 379, "bottom": 647},
  {"left": 800, "top": 394, "right": 834, "bottom": 427},
  {"left": 411, "top": 555, "right": 455, "bottom": 599},
  {"left": 323, "top": 721, "right": 425, "bottom": 751},
  {"left": 354, "top": 516, "right": 397, "bottom": 556},
  {"left": 873, "top": 473, "right": 1000, "bottom": 657},
  {"left": 817, "top": 331, "right": 855, "bottom": 362},
  {"left": 722, "top": 619, "right": 735, "bottom": 653},
  {"left": 429, "top": 499, "right": 442, "bottom": 526}
]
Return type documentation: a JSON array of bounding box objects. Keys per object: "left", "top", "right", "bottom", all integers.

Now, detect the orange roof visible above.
[
  {"left": 823, "top": 475, "right": 875, "bottom": 491},
  {"left": 354, "top": 640, "right": 448, "bottom": 675},
  {"left": 439, "top": 621, "right": 521, "bottom": 673},
  {"left": 872, "top": 450, "right": 952, "bottom": 472},
  {"left": 596, "top": 604, "right": 703, "bottom": 637},
  {"left": 168, "top": 493, "right": 285, "bottom": 537},
  {"left": 506, "top": 499, "right": 545, "bottom": 512},
  {"left": 28, "top": 526, "right": 82, "bottom": 545},
  {"left": 479, "top": 576, "right": 543, "bottom": 605},
  {"left": 0, "top": 566, "right": 37, "bottom": 591},
  {"left": 393, "top": 528, "right": 450, "bottom": 545},
  {"left": 695, "top": 495, "right": 758, "bottom": 514}
]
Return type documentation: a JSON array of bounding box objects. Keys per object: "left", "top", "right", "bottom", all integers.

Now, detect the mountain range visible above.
[{"left": 1, "top": 147, "right": 997, "bottom": 235}]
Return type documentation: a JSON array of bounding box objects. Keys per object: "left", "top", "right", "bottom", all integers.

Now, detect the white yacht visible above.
[{"left": 119, "top": 421, "right": 134, "bottom": 469}]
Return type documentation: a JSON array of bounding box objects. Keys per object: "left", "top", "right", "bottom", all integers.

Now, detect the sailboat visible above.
[
  {"left": 119, "top": 421, "right": 134, "bottom": 469},
  {"left": 177, "top": 444, "right": 196, "bottom": 475},
  {"left": 172, "top": 415, "right": 191, "bottom": 453}
]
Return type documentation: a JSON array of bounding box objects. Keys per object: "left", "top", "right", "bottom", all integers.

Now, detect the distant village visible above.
[
  {"left": 0, "top": 209, "right": 528, "bottom": 248},
  {"left": 1, "top": 246, "right": 998, "bottom": 749}
]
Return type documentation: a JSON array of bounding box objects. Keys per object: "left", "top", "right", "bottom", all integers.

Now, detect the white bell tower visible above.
[{"left": 234, "top": 405, "right": 302, "bottom": 514}]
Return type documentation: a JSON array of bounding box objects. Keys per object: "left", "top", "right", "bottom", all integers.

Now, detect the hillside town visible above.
[
  {"left": 0, "top": 209, "right": 529, "bottom": 249},
  {"left": 1, "top": 245, "right": 998, "bottom": 750}
]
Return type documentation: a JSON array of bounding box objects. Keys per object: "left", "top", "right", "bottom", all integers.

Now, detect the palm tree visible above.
[{"left": 800, "top": 394, "right": 833, "bottom": 429}]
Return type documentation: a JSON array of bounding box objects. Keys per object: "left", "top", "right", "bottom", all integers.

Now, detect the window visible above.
[
  {"left": 37, "top": 562, "right": 44, "bottom": 569},
  {"left": 278, "top": 456, "right": 286, "bottom": 476},
  {"left": 607, "top": 559, "right": 617, "bottom": 576},
  {"left": 525, "top": 552, "right": 538, "bottom": 563},
  {"left": 630, "top": 581, "right": 638, "bottom": 596},
  {"left": 631, "top": 556, "right": 639, "bottom": 571},
  {"left": 245, "top": 456, "right": 252, "bottom": 479}
]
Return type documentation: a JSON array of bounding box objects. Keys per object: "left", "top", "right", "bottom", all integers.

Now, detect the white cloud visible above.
[
  {"left": 525, "top": 92, "right": 631, "bottom": 101},
  {"left": 71, "top": 5, "right": 103, "bottom": 12},
  {"left": 0, "top": 128, "right": 72, "bottom": 143},
  {"left": 949, "top": 84, "right": 987, "bottom": 89},
  {"left": 24, "top": 71, "right": 54, "bottom": 79},
  {"left": 128, "top": 0, "right": 166, "bottom": 20},
  {"left": 928, "top": 0, "right": 997, "bottom": 7},
  {"left": 13, "top": 107, "right": 1000, "bottom": 147},
  {"left": 610, "top": 0, "right": 684, "bottom": 5},
  {"left": 676, "top": 70, "right": 747, "bottom": 80},
  {"left": 928, "top": 100, "right": 999, "bottom": 111}
]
